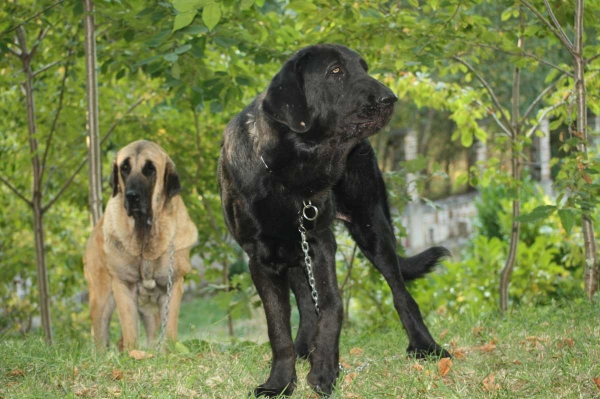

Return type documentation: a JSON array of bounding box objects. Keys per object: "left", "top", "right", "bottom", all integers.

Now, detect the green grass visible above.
[{"left": 1, "top": 298, "right": 599, "bottom": 398}]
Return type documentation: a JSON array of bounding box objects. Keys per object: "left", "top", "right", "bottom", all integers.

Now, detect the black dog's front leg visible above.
[
  {"left": 300, "top": 229, "right": 343, "bottom": 396},
  {"left": 289, "top": 266, "right": 318, "bottom": 359},
  {"left": 249, "top": 260, "right": 297, "bottom": 397}
]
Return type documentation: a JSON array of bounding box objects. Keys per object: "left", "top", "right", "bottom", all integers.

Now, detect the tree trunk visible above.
[
  {"left": 17, "top": 26, "right": 53, "bottom": 343},
  {"left": 573, "top": 0, "right": 598, "bottom": 298},
  {"left": 83, "top": 0, "right": 103, "bottom": 226},
  {"left": 499, "top": 13, "right": 523, "bottom": 313}
]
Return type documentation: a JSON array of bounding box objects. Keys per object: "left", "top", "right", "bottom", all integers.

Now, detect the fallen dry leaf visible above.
[
  {"left": 560, "top": 338, "right": 575, "bottom": 348},
  {"left": 439, "top": 329, "right": 449, "bottom": 339},
  {"left": 482, "top": 372, "right": 500, "bottom": 392},
  {"left": 73, "top": 366, "right": 79, "bottom": 378},
  {"left": 412, "top": 362, "right": 424, "bottom": 371},
  {"left": 437, "top": 358, "right": 452, "bottom": 377},
  {"left": 477, "top": 342, "right": 496, "bottom": 353},
  {"left": 344, "top": 372, "right": 358, "bottom": 384},
  {"left": 339, "top": 360, "right": 352, "bottom": 371},
  {"left": 111, "top": 369, "right": 124, "bottom": 381},
  {"left": 8, "top": 369, "right": 25, "bottom": 377},
  {"left": 593, "top": 377, "right": 600, "bottom": 390},
  {"left": 513, "top": 359, "right": 522, "bottom": 365},
  {"left": 451, "top": 348, "right": 467, "bottom": 359},
  {"left": 349, "top": 347, "right": 364, "bottom": 356},
  {"left": 472, "top": 326, "right": 485, "bottom": 336},
  {"left": 128, "top": 350, "right": 154, "bottom": 360}
]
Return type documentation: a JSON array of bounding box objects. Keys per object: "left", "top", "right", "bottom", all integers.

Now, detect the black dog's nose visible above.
[
  {"left": 378, "top": 93, "right": 398, "bottom": 105},
  {"left": 125, "top": 190, "right": 140, "bottom": 204}
]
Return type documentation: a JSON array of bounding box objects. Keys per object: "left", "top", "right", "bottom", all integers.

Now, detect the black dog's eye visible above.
[
  {"left": 330, "top": 66, "right": 342, "bottom": 75},
  {"left": 142, "top": 161, "right": 155, "bottom": 177}
]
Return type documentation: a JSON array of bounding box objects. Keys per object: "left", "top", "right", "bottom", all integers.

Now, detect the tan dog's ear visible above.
[
  {"left": 164, "top": 160, "right": 181, "bottom": 200},
  {"left": 109, "top": 160, "right": 120, "bottom": 197}
]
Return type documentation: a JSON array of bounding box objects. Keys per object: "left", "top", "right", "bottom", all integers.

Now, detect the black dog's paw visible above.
[
  {"left": 307, "top": 361, "right": 339, "bottom": 397},
  {"left": 407, "top": 342, "right": 451, "bottom": 360},
  {"left": 251, "top": 382, "right": 295, "bottom": 398}
]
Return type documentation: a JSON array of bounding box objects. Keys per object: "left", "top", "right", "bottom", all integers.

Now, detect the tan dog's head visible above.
[{"left": 109, "top": 140, "right": 181, "bottom": 231}]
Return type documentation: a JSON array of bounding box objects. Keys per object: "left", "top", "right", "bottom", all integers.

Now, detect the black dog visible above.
[{"left": 218, "top": 44, "right": 450, "bottom": 397}]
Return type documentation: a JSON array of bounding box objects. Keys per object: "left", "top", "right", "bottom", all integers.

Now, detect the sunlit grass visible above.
[{"left": 1, "top": 298, "right": 599, "bottom": 398}]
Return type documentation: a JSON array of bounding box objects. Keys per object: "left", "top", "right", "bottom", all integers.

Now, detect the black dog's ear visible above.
[
  {"left": 263, "top": 49, "right": 312, "bottom": 133},
  {"left": 164, "top": 160, "right": 181, "bottom": 200},
  {"left": 109, "top": 160, "right": 120, "bottom": 197}
]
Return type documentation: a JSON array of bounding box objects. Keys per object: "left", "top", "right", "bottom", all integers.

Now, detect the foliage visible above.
[
  {"left": 2, "top": 0, "right": 600, "bottom": 335},
  {"left": 411, "top": 179, "right": 586, "bottom": 317}
]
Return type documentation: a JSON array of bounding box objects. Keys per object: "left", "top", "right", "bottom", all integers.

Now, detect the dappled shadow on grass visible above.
[{"left": 0, "top": 299, "right": 599, "bottom": 398}]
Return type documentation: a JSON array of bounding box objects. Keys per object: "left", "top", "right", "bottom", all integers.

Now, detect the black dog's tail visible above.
[{"left": 398, "top": 246, "right": 450, "bottom": 282}]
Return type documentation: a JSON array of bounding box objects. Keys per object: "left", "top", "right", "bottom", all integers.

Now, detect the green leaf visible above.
[
  {"left": 173, "top": 10, "right": 197, "bottom": 31},
  {"left": 175, "top": 44, "right": 192, "bottom": 54},
  {"left": 124, "top": 29, "right": 135, "bottom": 42},
  {"left": 515, "top": 205, "right": 557, "bottom": 223},
  {"left": 202, "top": 2, "right": 221, "bottom": 31},
  {"left": 174, "top": 341, "right": 191, "bottom": 354},
  {"left": 558, "top": 209, "right": 577, "bottom": 235},
  {"left": 241, "top": 0, "right": 254, "bottom": 10},
  {"left": 461, "top": 130, "right": 473, "bottom": 147},
  {"left": 163, "top": 52, "right": 179, "bottom": 62},
  {"left": 173, "top": 0, "right": 207, "bottom": 12}
]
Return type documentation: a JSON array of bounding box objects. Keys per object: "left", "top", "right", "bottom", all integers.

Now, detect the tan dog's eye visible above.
[{"left": 142, "top": 161, "right": 156, "bottom": 177}]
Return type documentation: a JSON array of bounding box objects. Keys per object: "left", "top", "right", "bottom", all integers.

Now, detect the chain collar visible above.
[
  {"left": 299, "top": 200, "right": 320, "bottom": 315},
  {"left": 156, "top": 240, "right": 175, "bottom": 352}
]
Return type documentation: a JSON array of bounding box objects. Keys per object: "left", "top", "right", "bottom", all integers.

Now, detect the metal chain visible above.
[
  {"left": 156, "top": 241, "right": 175, "bottom": 352},
  {"left": 339, "top": 355, "right": 404, "bottom": 375},
  {"left": 299, "top": 200, "right": 320, "bottom": 315},
  {"left": 297, "top": 201, "right": 407, "bottom": 378}
]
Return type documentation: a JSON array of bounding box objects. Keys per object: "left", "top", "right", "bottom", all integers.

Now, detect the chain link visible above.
[
  {"left": 338, "top": 355, "right": 404, "bottom": 375},
  {"left": 156, "top": 241, "right": 175, "bottom": 352},
  {"left": 299, "top": 201, "right": 320, "bottom": 315}
]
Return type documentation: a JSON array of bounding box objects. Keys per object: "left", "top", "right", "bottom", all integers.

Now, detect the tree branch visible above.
[
  {"left": 587, "top": 54, "right": 600, "bottom": 64},
  {"left": 28, "top": 26, "right": 51, "bottom": 60},
  {"left": 0, "top": 176, "right": 32, "bottom": 206},
  {"left": 40, "top": 54, "right": 72, "bottom": 181},
  {"left": 415, "top": 0, "right": 463, "bottom": 57},
  {"left": 521, "top": 77, "right": 562, "bottom": 123},
  {"left": 475, "top": 100, "right": 513, "bottom": 137},
  {"left": 543, "top": 0, "right": 573, "bottom": 48},
  {"left": 453, "top": 56, "right": 513, "bottom": 134},
  {"left": 41, "top": 95, "right": 150, "bottom": 213},
  {"left": 101, "top": 96, "right": 148, "bottom": 143},
  {"left": 521, "top": 0, "right": 575, "bottom": 56},
  {"left": 472, "top": 42, "right": 573, "bottom": 76},
  {"left": 7, "top": 45, "right": 21, "bottom": 58},
  {"left": 525, "top": 101, "right": 567, "bottom": 138},
  {"left": 1, "top": 0, "right": 68, "bottom": 37},
  {"left": 33, "top": 60, "right": 61, "bottom": 77}
]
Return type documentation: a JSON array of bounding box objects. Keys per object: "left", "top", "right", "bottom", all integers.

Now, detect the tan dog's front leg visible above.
[
  {"left": 112, "top": 279, "right": 139, "bottom": 351},
  {"left": 160, "top": 277, "right": 184, "bottom": 343}
]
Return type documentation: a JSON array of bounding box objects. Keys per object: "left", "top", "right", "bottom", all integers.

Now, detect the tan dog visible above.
[{"left": 84, "top": 140, "right": 198, "bottom": 350}]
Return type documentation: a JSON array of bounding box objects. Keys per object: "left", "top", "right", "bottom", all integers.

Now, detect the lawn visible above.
[{"left": 1, "top": 298, "right": 599, "bottom": 398}]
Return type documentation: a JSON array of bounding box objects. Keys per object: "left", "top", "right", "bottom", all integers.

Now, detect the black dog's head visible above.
[
  {"left": 262, "top": 44, "right": 397, "bottom": 139},
  {"left": 109, "top": 140, "right": 181, "bottom": 232}
]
